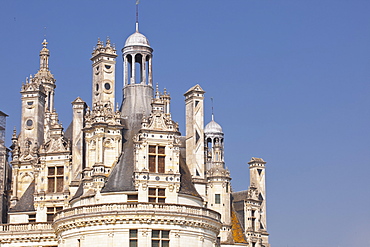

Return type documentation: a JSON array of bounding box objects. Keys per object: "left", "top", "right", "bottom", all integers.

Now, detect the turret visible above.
[{"left": 205, "top": 116, "right": 232, "bottom": 244}]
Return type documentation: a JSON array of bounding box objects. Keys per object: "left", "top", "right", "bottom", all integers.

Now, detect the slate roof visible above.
[
  {"left": 178, "top": 154, "right": 202, "bottom": 198},
  {"left": 64, "top": 121, "right": 73, "bottom": 141},
  {"left": 10, "top": 181, "right": 35, "bottom": 212},
  {"left": 101, "top": 114, "right": 142, "bottom": 193},
  {"left": 70, "top": 182, "right": 83, "bottom": 201}
]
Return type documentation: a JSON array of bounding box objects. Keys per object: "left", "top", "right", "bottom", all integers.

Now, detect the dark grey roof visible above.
[
  {"left": 178, "top": 153, "right": 202, "bottom": 199},
  {"left": 10, "top": 181, "right": 35, "bottom": 212},
  {"left": 101, "top": 114, "right": 142, "bottom": 193},
  {"left": 64, "top": 121, "right": 73, "bottom": 141},
  {"left": 70, "top": 182, "right": 83, "bottom": 201},
  {"left": 232, "top": 190, "right": 248, "bottom": 202}
]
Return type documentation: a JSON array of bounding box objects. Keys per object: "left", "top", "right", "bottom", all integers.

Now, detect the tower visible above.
[
  {"left": 184, "top": 84, "right": 206, "bottom": 198},
  {"left": 81, "top": 39, "right": 123, "bottom": 193},
  {"left": 10, "top": 40, "right": 51, "bottom": 205},
  {"left": 91, "top": 38, "right": 117, "bottom": 108},
  {"left": 245, "top": 157, "right": 269, "bottom": 247}
]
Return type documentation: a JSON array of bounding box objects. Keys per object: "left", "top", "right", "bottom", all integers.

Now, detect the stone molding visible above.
[
  {"left": 0, "top": 222, "right": 56, "bottom": 244},
  {"left": 53, "top": 202, "right": 221, "bottom": 234}
]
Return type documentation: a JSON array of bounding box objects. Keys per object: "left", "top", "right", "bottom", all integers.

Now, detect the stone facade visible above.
[{"left": 0, "top": 22, "right": 270, "bottom": 247}]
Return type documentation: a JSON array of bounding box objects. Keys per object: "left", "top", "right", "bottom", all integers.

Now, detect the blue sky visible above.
[{"left": 1, "top": 1, "right": 370, "bottom": 246}]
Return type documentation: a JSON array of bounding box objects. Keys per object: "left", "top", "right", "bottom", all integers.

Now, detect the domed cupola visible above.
[
  {"left": 205, "top": 115, "right": 224, "bottom": 167},
  {"left": 122, "top": 23, "right": 153, "bottom": 86}
]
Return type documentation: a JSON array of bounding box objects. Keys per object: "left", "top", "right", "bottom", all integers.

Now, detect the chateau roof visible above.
[
  {"left": 178, "top": 153, "right": 202, "bottom": 199},
  {"left": 101, "top": 115, "right": 141, "bottom": 193},
  {"left": 10, "top": 181, "right": 35, "bottom": 212},
  {"left": 231, "top": 207, "right": 247, "bottom": 244}
]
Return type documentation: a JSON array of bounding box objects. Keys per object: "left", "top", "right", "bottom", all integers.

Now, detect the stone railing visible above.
[
  {"left": 0, "top": 222, "right": 53, "bottom": 232},
  {"left": 54, "top": 202, "right": 220, "bottom": 222}
]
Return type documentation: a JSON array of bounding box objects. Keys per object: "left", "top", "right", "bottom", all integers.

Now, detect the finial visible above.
[
  {"left": 96, "top": 37, "right": 103, "bottom": 48},
  {"left": 26, "top": 77, "right": 29, "bottom": 84},
  {"left": 155, "top": 83, "right": 160, "bottom": 99},
  {"left": 106, "top": 37, "right": 111, "bottom": 47},
  {"left": 12, "top": 127, "right": 17, "bottom": 142},
  {"left": 164, "top": 88, "right": 167, "bottom": 95},
  {"left": 211, "top": 97, "right": 214, "bottom": 121},
  {"left": 42, "top": 39, "right": 48, "bottom": 48}
]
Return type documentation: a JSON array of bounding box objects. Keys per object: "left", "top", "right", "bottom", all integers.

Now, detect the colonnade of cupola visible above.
[
  {"left": 122, "top": 24, "right": 153, "bottom": 87},
  {"left": 206, "top": 136, "right": 224, "bottom": 162},
  {"left": 123, "top": 52, "right": 152, "bottom": 86}
]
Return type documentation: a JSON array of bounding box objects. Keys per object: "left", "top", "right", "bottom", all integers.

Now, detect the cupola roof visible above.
[
  {"left": 204, "top": 118, "right": 223, "bottom": 134},
  {"left": 124, "top": 23, "right": 150, "bottom": 47}
]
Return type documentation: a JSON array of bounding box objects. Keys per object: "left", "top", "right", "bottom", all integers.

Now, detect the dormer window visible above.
[{"left": 148, "top": 145, "right": 165, "bottom": 173}]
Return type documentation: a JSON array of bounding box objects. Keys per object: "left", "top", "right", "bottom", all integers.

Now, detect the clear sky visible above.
[{"left": 1, "top": 1, "right": 370, "bottom": 246}]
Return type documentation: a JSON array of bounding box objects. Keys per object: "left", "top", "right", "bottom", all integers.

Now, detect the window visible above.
[
  {"left": 48, "top": 166, "right": 64, "bottom": 193},
  {"left": 215, "top": 194, "right": 221, "bottom": 204},
  {"left": 26, "top": 119, "right": 33, "bottom": 127},
  {"left": 127, "top": 194, "right": 138, "bottom": 202},
  {"left": 28, "top": 213, "right": 36, "bottom": 223},
  {"left": 47, "top": 207, "right": 63, "bottom": 222},
  {"left": 149, "top": 188, "right": 165, "bottom": 203},
  {"left": 130, "top": 229, "right": 138, "bottom": 247},
  {"left": 104, "top": 82, "right": 111, "bottom": 90},
  {"left": 152, "top": 230, "right": 169, "bottom": 247},
  {"left": 148, "top": 145, "right": 165, "bottom": 173}
]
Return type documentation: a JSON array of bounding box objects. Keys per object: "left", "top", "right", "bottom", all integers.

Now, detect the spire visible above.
[
  {"left": 39, "top": 38, "right": 50, "bottom": 70},
  {"left": 211, "top": 97, "right": 214, "bottom": 121},
  {"left": 136, "top": 0, "right": 140, "bottom": 32}
]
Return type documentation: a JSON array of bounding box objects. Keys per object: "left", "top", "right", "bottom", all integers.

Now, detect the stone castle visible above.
[{"left": 0, "top": 21, "right": 270, "bottom": 247}]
